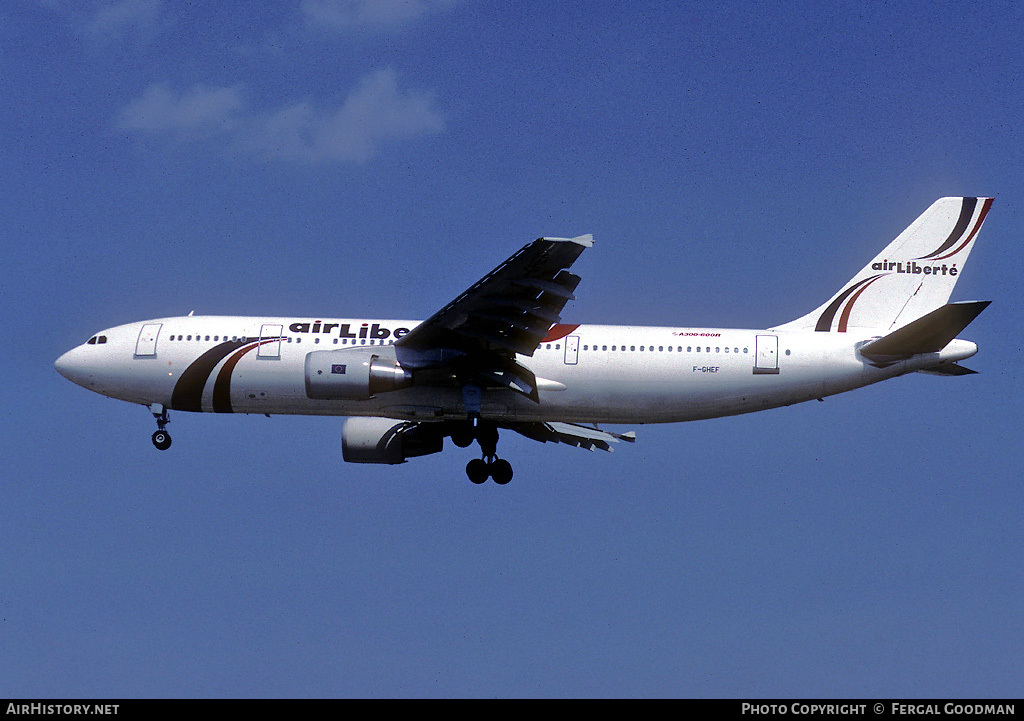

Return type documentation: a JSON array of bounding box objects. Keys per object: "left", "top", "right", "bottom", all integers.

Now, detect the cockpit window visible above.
[
  {"left": 98, "top": 336, "right": 107, "bottom": 344},
  {"left": 87, "top": 336, "right": 97, "bottom": 345}
]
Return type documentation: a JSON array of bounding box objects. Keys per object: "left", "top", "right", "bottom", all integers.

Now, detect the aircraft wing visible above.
[
  {"left": 508, "top": 421, "right": 636, "bottom": 452},
  {"left": 395, "top": 235, "right": 592, "bottom": 360}
]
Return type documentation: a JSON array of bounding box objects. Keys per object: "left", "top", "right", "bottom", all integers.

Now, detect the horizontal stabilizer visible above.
[
  {"left": 917, "top": 363, "right": 978, "bottom": 376},
  {"left": 860, "top": 301, "right": 990, "bottom": 360}
]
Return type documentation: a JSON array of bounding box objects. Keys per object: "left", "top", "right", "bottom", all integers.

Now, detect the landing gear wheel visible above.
[
  {"left": 491, "top": 458, "right": 513, "bottom": 485},
  {"left": 466, "top": 458, "right": 489, "bottom": 484},
  {"left": 152, "top": 430, "right": 172, "bottom": 451},
  {"left": 148, "top": 405, "right": 171, "bottom": 450},
  {"left": 451, "top": 425, "right": 475, "bottom": 448}
]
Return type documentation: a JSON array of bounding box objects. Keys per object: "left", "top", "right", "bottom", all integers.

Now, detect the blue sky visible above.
[{"left": 3, "top": 0, "right": 1022, "bottom": 698}]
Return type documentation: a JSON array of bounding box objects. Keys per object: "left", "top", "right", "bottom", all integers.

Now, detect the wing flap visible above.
[{"left": 509, "top": 421, "right": 636, "bottom": 452}]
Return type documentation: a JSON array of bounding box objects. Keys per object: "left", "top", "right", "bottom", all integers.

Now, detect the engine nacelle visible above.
[
  {"left": 341, "top": 417, "right": 444, "bottom": 464},
  {"left": 305, "top": 348, "right": 413, "bottom": 400}
]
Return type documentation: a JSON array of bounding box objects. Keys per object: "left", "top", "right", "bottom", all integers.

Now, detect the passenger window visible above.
[
  {"left": 630, "top": 346, "right": 635, "bottom": 351},
  {"left": 602, "top": 345, "right": 607, "bottom": 351},
  {"left": 696, "top": 346, "right": 700, "bottom": 352},
  {"left": 659, "top": 346, "right": 664, "bottom": 351}
]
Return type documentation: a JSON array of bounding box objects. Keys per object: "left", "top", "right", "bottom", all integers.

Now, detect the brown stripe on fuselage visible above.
[
  {"left": 171, "top": 340, "right": 248, "bottom": 412},
  {"left": 212, "top": 338, "right": 282, "bottom": 413}
]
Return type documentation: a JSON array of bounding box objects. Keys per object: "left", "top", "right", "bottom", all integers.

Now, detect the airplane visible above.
[{"left": 55, "top": 196, "right": 993, "bottom": 484}]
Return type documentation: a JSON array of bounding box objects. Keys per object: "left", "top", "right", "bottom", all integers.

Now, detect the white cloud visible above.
[
  {"left": 81, "top": 0, "right": 165, "bottom": 45},
  {"left": 117, "top": 83, "right": 246, "bottom": 135},
  {"left": 301, "top": 0, "right": 456, "bottom": 31},
  {"left": 251, "top": 69, "right": 445, "bottom": 162},
  {"left": 118, "top": 70, "right": 445, "bottom": 164}
]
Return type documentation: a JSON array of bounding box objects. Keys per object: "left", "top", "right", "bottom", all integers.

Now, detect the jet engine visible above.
[
  {"left": 341, "top": 417, "right": 444, "bottom": 464},
  {"left": 305, "top": 348, "right": 413, "bottom": 400}
]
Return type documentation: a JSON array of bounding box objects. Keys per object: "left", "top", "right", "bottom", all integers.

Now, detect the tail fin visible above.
[{"left": 777, "top": 197, "right": 993, "bottom": 333}]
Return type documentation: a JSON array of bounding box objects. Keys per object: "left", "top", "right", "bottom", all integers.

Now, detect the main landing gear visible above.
[
  {"left": 456, "top": 421, "right": 514, "bottom": 485},
  {"left": 149, "top": 404, "right": 171, "bottom": 451}
]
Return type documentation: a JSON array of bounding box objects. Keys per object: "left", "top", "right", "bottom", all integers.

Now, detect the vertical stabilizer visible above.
[{"left": 777, "top": 197, "right": 992, "bottom": 333}]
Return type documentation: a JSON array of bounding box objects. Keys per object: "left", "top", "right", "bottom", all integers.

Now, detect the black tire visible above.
[
  {"left": 451, "top": 429, "right": 474, "bottom": 448},
  {"left": 466, "top": 458, "right": 489, "bottom": 484},
  {"left": 152, "top": 430, "right": 172, "bottom": 451},
  {"left": 491, "top": 459, "right": 513, "bottom": 485}
]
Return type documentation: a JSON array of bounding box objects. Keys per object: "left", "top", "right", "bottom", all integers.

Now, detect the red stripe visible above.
[
  {"left": 212, "top": 338, "right": 281, "bottom": 413},
  {"left": 932, "top": 197, "right": 992, "bottom": 261},
  {"left": 541, "top": 323, "right": 580, "bottom": 343},
  {"left": 837, "top": 275, "right": 884, "bottom": 332}
]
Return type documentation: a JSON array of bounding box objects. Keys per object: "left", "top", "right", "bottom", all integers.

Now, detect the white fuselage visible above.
[{"left": 54, "top": 315, "right": 976, "bottom": 424}]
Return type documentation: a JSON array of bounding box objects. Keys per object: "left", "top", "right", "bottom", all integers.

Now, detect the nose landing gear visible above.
[{"left": 149, "top": 404, "right": 171, "bottom": 450}]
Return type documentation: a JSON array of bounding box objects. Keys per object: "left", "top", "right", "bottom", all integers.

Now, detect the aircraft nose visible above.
[{"left": 55, "top": 347, "right": 92, "bottom": 387}]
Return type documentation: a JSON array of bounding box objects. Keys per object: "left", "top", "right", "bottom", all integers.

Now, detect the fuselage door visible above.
[
  {"left": 753, "top": 334, "right": 779, "bottom": 374},
  {"left": 135, "top": 323, "right": 162, "bottom": 357},
  {"left": 564, "top": 335, "right": 580, "bottom": 365},
  {"left": 258, "top": 323, "right": 283, "bottom": 359}
]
